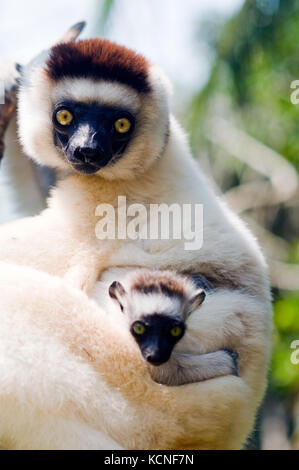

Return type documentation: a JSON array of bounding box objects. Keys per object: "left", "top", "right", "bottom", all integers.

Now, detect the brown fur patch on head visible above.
[
  {"left": 131, "top": 271, "right": 187, "bottom": 300},
  {"left": 46, "top": 39, "right": 151, "bottom": 93}
]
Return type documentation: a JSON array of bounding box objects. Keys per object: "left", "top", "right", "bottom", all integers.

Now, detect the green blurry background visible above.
[{"left": 1, "top": 0, "right": 299, "bottom": 450}]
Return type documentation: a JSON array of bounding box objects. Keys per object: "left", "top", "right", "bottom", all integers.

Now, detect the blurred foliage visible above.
[
  {"left": 95, "top": 0, "right": 115, "bottom": 35},
  {"left": 188, "top": 0, "right": 299, "bottom": 171}
]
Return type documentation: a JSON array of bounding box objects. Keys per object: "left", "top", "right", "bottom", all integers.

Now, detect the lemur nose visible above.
[
  {"left": 145, "top": 351, "right": 165, "bottom": 366},
  {"left": 73, "top": 147, "right": 103, "bottom": 163}
]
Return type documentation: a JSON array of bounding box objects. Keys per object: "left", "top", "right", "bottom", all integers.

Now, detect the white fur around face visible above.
[
  {"left": 116, "top": 269, "right": 201, "bottom": 323},
  {"left": 17, "top": 64, "right": 171, "bottom": 180},
  {"left": 127, "top": 291, "right": 183, "bottom": 321},
  {"left": 52, "top": 79, "right": 141, "bottom": 113},
  {"left": 18, "top": 67, "right": 68, "bottom": 170}
]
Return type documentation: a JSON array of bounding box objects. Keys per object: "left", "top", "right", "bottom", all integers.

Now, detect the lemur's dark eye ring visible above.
[
  {"left": 55, "top": 109, "right": 73, "bottom": 126},
  {"left": 132, "top": 322, "right": 146, "bottom": 335},
  {"left": 115, "top": 117, "right": 131, "bottom": 133}
]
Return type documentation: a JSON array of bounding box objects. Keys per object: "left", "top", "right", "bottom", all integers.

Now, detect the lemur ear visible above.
[
  {"left": 57, "top": 21, "right": 86, "bottom": 44},
  {"left": 189, "top": 289, "right": 206, "bottom": 314},
  {"left": 109, "top": 281, "right": 126, "bottom": 311}
]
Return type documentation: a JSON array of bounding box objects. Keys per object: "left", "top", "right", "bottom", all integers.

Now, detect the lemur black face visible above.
[
  {"left": 130, "top": 314, "right": 185, "bottom": 366},
  {"left": 52, "top": 101, "right": 135, "bottom": 174}
]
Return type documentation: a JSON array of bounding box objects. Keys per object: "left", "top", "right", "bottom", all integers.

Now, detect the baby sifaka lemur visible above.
[{"left": 109, "top": 269, "right": 239, "bottom": 386}]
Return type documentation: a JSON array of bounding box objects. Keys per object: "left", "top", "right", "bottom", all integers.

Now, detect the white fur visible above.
[
  {"left": 128, "top": 292, "right": 182, "bottom": 318},
  {"left": 53, "top": 78, "right": 141, "bottom": 112}
]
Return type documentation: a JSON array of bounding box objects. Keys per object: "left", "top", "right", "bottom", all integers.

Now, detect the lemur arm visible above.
[
  {"left": 150, "top": 349, "right": 239, "bottom": 386},
  {"left": 64, "top": 264, "right": 100, "bottom": 293}
]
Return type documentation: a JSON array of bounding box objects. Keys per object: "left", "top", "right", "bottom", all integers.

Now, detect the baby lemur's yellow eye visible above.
[
  {"left": 114, "top": 118, "right": 131, "bottom": 133},
  {"left": 56, "top": 109, "right": 73, "bottom": 126},
  {"left": 133, "top": 322, "right": 146, "bottom": 335},
  {"left": 170, "top": 326, "right": 182, "bottom": 337}
]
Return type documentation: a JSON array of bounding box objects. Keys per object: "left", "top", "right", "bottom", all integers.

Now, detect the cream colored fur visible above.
[{"left": 0, "top": 55, "right": 272, "bottom": 449}]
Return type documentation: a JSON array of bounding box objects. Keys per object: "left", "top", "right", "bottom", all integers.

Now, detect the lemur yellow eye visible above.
[
  {"left": 132, "top": 322, "right": 146, "bottom": 335},
  {"left": 56, "top": 109, "right": 73, "bottom": 126},
  {"left": 115, "top": 118, "right": 131, "bottom": 133},
  {"left": 170, "top": 326, "right": 182, "bottom": 337}
]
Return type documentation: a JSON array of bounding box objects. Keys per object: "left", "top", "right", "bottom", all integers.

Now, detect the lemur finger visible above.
[
  {"left": 223, "top": 349, "right": 239, "bottom": 377},
  {"left": 0, "top": 61, "right": 22, "bottom": 160}
]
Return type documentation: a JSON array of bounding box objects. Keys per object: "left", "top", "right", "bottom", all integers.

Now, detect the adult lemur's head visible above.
[{"left": 18, "top": 39, "right": 171, "bottom": 179}]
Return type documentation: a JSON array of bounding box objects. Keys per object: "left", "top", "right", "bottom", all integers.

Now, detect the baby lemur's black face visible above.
[
  {"left": 130, "top": 314, "right": 185, "bottom": 366},
  {"left": 53, "top": 101, "right": 135, "bottom": 174}
]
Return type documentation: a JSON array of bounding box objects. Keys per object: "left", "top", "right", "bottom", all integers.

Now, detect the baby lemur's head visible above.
[
  {"left": 18, "top": 38, "right": 171, "bottom": 180},
  {"left": 109, "top": 270, "right": 205, "bottom": 366}
]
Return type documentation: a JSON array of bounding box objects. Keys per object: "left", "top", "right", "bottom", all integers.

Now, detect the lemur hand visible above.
[{"left": 0, "top": 61, "right": 22, "bottom": 160}]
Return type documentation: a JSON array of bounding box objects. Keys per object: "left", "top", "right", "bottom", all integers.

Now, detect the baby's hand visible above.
[{"left": 223, "top": 348, "right": 239, "bottom": 377}]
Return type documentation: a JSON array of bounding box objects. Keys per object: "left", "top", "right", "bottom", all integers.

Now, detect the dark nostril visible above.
[
  {"left": 74, "top": 147, "right": 102, "bottom": 163},
  {"left": 145, "top": 351, "right": 165, "bottom": 366}
]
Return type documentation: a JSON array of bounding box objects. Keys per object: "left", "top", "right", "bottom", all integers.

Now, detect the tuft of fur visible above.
[
  {"left": 46, "top": 39, "right": 151, "bottom": 93},
  {"left": 129, "top": 269, "right": 190, "bottom": 300}
]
